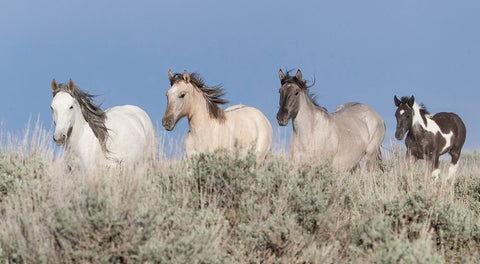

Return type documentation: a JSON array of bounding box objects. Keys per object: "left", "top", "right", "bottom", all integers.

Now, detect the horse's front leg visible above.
[
  {"left": 428, "top": 150, "right": 441, "bottom": 180},
  {"left": 405, "top": 148, "right": 419, "bottom": 166}
]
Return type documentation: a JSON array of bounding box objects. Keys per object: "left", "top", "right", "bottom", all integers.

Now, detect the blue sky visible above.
[{"left": 1, "top": 0, "right": 479, "bottom": 153}]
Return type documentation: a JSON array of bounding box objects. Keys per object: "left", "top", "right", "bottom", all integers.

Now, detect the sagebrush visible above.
[{"left": 0, "top": 128, "right": 479, "bottom": 263}]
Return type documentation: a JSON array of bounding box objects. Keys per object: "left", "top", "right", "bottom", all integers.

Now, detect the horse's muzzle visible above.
[
  {"left": 276, "top": 111, "right": 289, "bottom": 126},
  {"left": 162, "top": 118, "right": 175, "bottom": 131},
  {"left": 53, "top": 134, "right": 66, "bottom": 146},
  {"left": 53, "top": 127, "right": 71, "bottom": 146},
  {"left": 395, "top": 128, "right": 405, "bottom": 140},
  {"left": 277, "top": 119, "right": 289, "bottom": 126}
]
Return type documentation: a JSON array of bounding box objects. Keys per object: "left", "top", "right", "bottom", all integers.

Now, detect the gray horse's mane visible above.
[
  {"left": 281, "top": 70, "right": 328, "bottom": 113},
  {"left": 53, "top": 83, "right": 108, "bottom": 152},
  {"left": 170, "top": 72, "right": 229, "bottom": 121}
]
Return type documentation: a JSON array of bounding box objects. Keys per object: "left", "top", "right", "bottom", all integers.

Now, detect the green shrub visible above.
[
  {"left": 0, "top": 154, "right": 45, "bottom": 201},
  {"left": 2, "top": 132, "right": 480, "bottom": 263}
]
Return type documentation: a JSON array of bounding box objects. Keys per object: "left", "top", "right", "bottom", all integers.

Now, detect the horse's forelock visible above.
[
  {"left": 399, "top": 96, "right": 411, "bottom": 104},
  {"left": 169, "top": 73, "right": 184, "bottom": 86},
  {"left": 280, "top": 75, "right": 308, "bottom": 90}
]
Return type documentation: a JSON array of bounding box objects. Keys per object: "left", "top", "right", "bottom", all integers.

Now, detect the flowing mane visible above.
[
  {"left": 281, "top": 70, "right": 327, "bottom": 112},
  {"left": 53, "top": 83, "right": 109, "bottom": 152},
  {"left": 169, "top": 72, "right": 229, "bottom": 121}
]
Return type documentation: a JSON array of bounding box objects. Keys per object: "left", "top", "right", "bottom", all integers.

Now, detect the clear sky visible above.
[{"left": 1, "top": 0, "right": 479, "bottom": 153}]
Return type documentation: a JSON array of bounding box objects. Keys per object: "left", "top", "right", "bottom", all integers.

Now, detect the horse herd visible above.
[{"left": 50, "top": 69, "right": 466, "bottom": 178}]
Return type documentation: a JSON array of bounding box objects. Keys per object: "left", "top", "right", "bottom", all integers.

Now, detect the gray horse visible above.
[{"left": 276, "top": 69, "right": 385, "bottom": 171}]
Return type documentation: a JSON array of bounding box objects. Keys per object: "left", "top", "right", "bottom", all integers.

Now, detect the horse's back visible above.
[
  {"left": 334, "top": 102, "right": 361, "bottom": 112},
  {"left": 432, "top": 112, "right": 466, "bottom": 133},
  {"left": 332, "top": 102, "right": 385, "bottom": 137},
  {"left": 225, "top": 104, "right": 273, "bottom": 136},
  {"left": 432, "top": 112, "right": 466, "bottom": 147},
  {"left": 107, "top": 105, "right": 155, "bottom": 134},
  {"left": 224, "top": 104, "right": 273, "bottom": 159},
  {"left": 105, "top": 105, "right": 157, "bottom": 163},
  {"left": 330, "top": 102, "right": 385, "bottom": 170}
]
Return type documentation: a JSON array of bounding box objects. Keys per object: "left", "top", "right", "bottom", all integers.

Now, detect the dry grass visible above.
[{"left": 0, "top": 125, "right": 479, "bottom": 263}]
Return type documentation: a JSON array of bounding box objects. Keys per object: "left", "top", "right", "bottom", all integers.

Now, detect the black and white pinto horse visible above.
[{"left": 394, "top": 95, "right": 466, "bottom": 179}]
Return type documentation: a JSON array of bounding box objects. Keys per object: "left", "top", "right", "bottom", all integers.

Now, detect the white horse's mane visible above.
[{"left": 53, "top": 83, "right": 109, "bottom": 152}]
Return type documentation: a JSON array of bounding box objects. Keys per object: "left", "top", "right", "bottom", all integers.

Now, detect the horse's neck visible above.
[
  {"left": 68, "top": 109, "right": 102, "bottom": 155},
  {"left": 410, "top": 112, "right": 431, "bottom": 137},
  {"left": 293, "top": 96, "right": 329, "bottom": 135},
  {"left": 187, "top": 95, "right": 221, "bottom": 137}
]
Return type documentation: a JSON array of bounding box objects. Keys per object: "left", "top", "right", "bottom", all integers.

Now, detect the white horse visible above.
[
  {"left": 162, "top": 70, "right": 272, "bottom": 160},
  {"left": 276, "top": 69, "right": 386, "bottom": 171},
  {"left": 50, "top": 79, "right": 157, "bottom": 171}
]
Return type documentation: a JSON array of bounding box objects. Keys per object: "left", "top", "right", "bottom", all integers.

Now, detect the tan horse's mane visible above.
[{"left": 170, "top": 72, "right": 229, "bottom": 121}]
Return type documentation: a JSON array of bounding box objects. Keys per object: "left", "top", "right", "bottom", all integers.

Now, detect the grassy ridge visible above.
[{"left": 0, "top": 128, "right": 479, "bottom": 263}]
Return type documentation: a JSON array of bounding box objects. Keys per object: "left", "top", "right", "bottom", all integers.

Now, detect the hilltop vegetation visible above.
[{"left": 0, "top": 128, "right": 479, "bottom": 263}]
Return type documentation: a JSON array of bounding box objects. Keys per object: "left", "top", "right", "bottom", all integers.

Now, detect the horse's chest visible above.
[{"left": 186, "top": 129, "right": 224, "bottom": 152}]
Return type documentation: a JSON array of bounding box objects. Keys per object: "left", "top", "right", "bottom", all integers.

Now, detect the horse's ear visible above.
[
  {"left": 51, "top": 79, "right": 58, "bottom": 92},
  {"left": 182, "top": 70, "right": 190, "bottom": 84},
  {"left": 279, "top": 69, "right": 285, "bottom": 82},
  {"left": 295, "top": 69, "right": 302, "bottom": 81},
  {"left": 67, "top": 79, "right": 75, "bottom": 92},
  {"left": 168, "top": 69, "right": 174, "bottom": 83},
  {"left": 394, "top": 95, "right": 401, "bottom": 107},
  {"left": 407, "top": 96, "right": 415, "bottom": 108}
]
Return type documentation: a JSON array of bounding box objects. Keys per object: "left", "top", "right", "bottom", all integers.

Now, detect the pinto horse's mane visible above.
[
  {"left": 398, "top": 96, "right": 431, "bottom": 116},
  {"left": 53, "top": 83, "right": 109, "bottom": 152}
]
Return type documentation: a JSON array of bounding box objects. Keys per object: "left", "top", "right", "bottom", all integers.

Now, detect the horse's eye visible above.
[
  {"left": 69, "top": 106, "right": 73, "bottom": 110},
  {"left": 294, "top": 91, "right": 299, "bottom": 96},
  {"left": 406, "top": 114, "right": 411, "bottom": 119},
  {"left": 179, "top": 93, "right": 186, "bottom": 99}
]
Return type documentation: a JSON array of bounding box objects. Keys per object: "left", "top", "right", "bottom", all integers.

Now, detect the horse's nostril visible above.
[
  {"left": 162, "top": 118, "right": 174, "bottom": 130},
  {"left": 53, "top": 134, "right": 67, "bottom": 145}
]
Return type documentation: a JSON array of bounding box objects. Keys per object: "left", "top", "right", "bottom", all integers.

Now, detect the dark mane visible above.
[
  {"left": 53, "top": 84, "right": 109, "bottom": 152},
  {"left": 170, "top": 72, "right": 229, "bottom": 121},
  {"left": 281, "top": 70, "right": 327, "bottom": 112},
  {"left": 399, "top": 96, "right": 431, "bottom": 115}
]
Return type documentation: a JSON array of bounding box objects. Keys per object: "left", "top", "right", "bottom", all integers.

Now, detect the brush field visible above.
[{"left": 0, "top": 126, "right": 479, "bottom": 263}]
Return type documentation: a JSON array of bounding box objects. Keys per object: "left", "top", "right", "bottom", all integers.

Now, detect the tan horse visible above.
[
  {"left": 276, "top": 69, "right": 385, "bottom": 171},
  {"left": 162, "top": 70, "right": 273, "bottom": 160}
]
